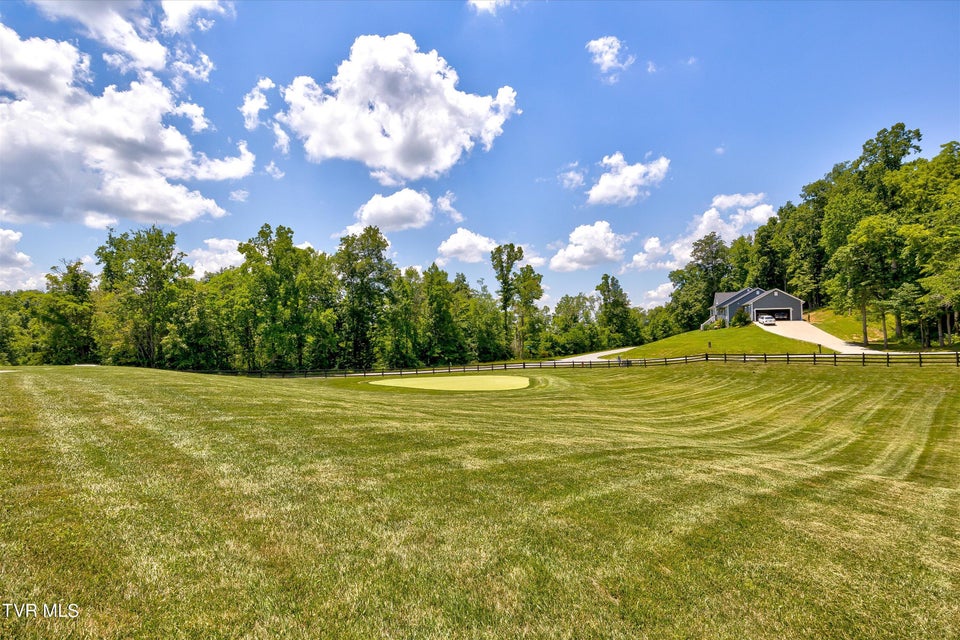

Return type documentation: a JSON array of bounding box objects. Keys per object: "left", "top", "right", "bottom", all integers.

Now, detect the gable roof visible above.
[
  {"left": 713, "top": 291, "right": 740, "bottom": 307},
  {"left": 711, "top": 287, "right": 764, "bottom": 311},
  {"left": 751, "top": 288, "right": 804, "bottom": 306}
]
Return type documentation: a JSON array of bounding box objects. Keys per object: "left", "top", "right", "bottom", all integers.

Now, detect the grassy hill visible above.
[
  {"left": 613, "top": 324, "right": 835, "bottom": 359},
  {"left": 809, "top": 307, "right": 958, "bottom": 351},
  {"left": 3, "top": 365, "right": 958, "bottom": 639}
]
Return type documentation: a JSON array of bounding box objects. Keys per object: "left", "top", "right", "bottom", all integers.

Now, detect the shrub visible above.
[{"left": 730, "top": 307, "right": 751, "bottom": 327}]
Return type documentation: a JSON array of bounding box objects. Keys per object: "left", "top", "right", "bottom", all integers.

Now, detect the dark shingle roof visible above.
[{"left": 713, "top": 291, "right": 739, "bottom": 307}]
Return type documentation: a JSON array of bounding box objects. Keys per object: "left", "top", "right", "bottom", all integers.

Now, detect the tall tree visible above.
[
  {"left": 595, "top": 274, "right": 632, "bottom": 347},
  {"left": 826, "top": 215, "right": 903, "bottom": 346},
  {"left": 513, "top": 264, "right": 543, "bottom": 357},
  {"left": 380, "top": 267, "right": 423, "bottom": 368},
  {"left": 94, "top": 226, "right": 191, "bottom": 367},
  {"left": 40, "top": 260, "right": 96, "bottom": 364},
  {"left": 422, "top": 263, "right": 465, "bottom": 364},
  {"left": 334, "top": 226, "right": 394, "bottom": 370},
  {"left": 550, "top": 294, "right": 599, "bottom": 356},
  {"left": 857, "top": 123, "right": 922, "bottom": 209},
  {"left": 490, "top": 243, "right": 523, "bottom": 345},
  {"left": 238, "top": 224, "right": 317, "bottom": 368}
]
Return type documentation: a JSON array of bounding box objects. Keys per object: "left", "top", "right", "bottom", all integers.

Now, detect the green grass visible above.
[
  {"left": 2, "top": 365, "right": 959, "bottom": 639},
  {"left": 614, "top": 324, "right": 836, "bottom": 360},
  {"left": 810, "top": 308, "right": 959, "bottom": 352}
]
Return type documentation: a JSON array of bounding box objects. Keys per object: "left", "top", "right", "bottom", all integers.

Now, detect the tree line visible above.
[
  {"left": 0, "top": 223, "right": 662, "bottom": 370},
  {"left": 1, "top": 124, "right": 956, "bottom": 368}
]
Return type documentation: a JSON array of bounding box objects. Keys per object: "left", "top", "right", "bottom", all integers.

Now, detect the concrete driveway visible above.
[
  {"left": 555, "top": 347, "right": 634, "bottom": 362},
  {"left": 755, "top": 320, "right": 882, "bottom": 354}
]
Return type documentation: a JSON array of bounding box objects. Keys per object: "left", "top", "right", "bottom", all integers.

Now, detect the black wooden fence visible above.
[{"left": 197, "top": 350, "right": 960, "bottom": 379}]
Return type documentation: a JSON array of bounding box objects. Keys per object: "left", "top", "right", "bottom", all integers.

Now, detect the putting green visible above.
[{"left": 368, "top": 375, "right": 529, "bottom": 391}]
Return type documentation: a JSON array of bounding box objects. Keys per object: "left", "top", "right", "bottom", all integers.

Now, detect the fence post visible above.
[
  {"left": 862, "top": 353, "right": 866, "bottom": 367},
  {"left": 833, "top": 353, "right": 837, "bottom": 366},
  {"left": 787, "top": 353, "right": 790, "bottom": 364},
  {"left": 743, "top": 353, "right": 746, "bottom": 363},
  {"left": 919, "top": 352, "right": 922, "bottom": 367},
  {"left": 956, "top": 351, "right": 959, "bottom": 367},
  {"left": 724, "top": 353, "right": 727, "bottom": 363},
  {"left": 813, "top": 353, "right": 816, "bottom": 366},
  {"left": 763, "top": 353, "right": 767, "bottom": 363},
  {"left": 705, "top": 353, "right": 709, "bottom": 362}
]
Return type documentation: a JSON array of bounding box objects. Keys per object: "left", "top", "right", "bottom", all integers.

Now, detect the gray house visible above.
[{"left": 701, "top": 287, "right": 805, "bottom": 329}]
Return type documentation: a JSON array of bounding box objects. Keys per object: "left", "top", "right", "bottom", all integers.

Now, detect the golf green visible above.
[{"left": 368, "top": 374, "right": 529, "bottom": 391}]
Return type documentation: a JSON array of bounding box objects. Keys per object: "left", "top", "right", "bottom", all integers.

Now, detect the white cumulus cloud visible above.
[
  {"left": 31, "top": 0, "right": 168, "bottom": 72},
  {"left": 640, "top": 282, "right": 674, "bottom": 309},
  {"left": 342, "top": 188, "right": 434, "bottom": 236},
  {"left": 184, "top": 141, "right": 255, "bottom": 181},
  {"left": 171, "top": 46, "right": 215, "bottom": 91},
  {"left": 229, "top": 189, "right": 248, "bottom": 202},
  {"left": 437, "top": 227, "right": 497, "bottom": 265},
  {"left": 240, "top": 77, "right": 276, "bottom": 130},
  {"left": 265, "top": 161, "right": 285, "bottom": 180},
  {"left": 0, "top": 23, "right": 91, "bottom": 100},
  {"left": 272, "top": 122, "right": 290, "bottom": 154},
  {"left": 710, "top": 192, "right": 765, "bottom": 210},
  {"left": 172, "top": 101, "right": 210, "bottom": 132},
  {"left": 558, "top": 162, "right": 586, "bottom": 190},
  {"left": 519, "top": 245, "right": 546, "bottom": 268},
  {"left": 586, "top": 152, "right": 670, "bottom": 206},
  {"left": 0, "top": 228, "right": 43, "bottom": 290},
  {"left": 437, "top": 191, "right": 464, "bottom": 223},
  {"left": 161, "top": 0, "right": 232, "bottom": 34},
  {"left": 625, "top": 193, "right": 774, "bottom": 273},
  {"left": 278, "top": 33, "right": 519, "bottom": 185},
  {"left": 549, "top": 221, "right": 631, "bottom": 272},
  {"left": 586, "top": 36, "right": 635, "bottom": 83},
  {"left": 187, "top": 238, "right": 244, "bottom": 278},
  {"left": 0, "top": 25, "right": 242, "bottom": 228},
  {"left": 467, "top": 0, "right": 513, "bottom": 15}
]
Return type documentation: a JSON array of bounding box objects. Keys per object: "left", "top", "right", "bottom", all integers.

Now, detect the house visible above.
[{"left": 701, "top": 287, "right": 805, "bottom": 330}]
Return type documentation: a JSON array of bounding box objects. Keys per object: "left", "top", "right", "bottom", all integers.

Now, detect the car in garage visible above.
[{"left": 758, "top": 314, "right": 776, "bottom": 325}]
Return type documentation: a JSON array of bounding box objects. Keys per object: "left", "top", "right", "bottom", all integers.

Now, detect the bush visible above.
[{"left": 730, "top": 307, "right": 751, "bottom": 327}]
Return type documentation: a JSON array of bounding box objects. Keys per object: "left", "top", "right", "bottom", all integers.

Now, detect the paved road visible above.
[
  {"left": 555, "top": 347, "right": 634, "bottom": 363},
  {"left": 755, "top": 320, "right": 883, "bottom": 354}
]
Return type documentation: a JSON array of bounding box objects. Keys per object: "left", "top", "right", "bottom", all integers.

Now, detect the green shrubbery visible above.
[{"left": 730, "top": 307, "right": 752, "bottom": 327}]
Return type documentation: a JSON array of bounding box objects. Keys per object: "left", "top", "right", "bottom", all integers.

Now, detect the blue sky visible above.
[{"left": 2, "top": 0, "right": 958, "bottom": 308}]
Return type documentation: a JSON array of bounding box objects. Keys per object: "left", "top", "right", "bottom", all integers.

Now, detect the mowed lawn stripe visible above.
[{"left": 1, "top": 365, "right": 958, "bottom": 639}]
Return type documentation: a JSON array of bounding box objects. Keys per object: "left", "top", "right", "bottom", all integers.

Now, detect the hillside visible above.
[{"left": 613, "top": 324, "right": 835, "bottom": 359}]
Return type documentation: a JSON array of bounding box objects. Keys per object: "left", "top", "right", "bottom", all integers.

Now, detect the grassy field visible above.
[
  {"left": 809, "top": 308, "right": 958, "bottom": 352},
  {"left": 2, "top": 365, "right": 958, "bottom": 639},
  {"left": 613, "top": 324, "right": 835, "bottom": 360}
]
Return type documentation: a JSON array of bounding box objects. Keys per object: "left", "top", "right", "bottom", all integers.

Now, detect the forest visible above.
[{"left": 1, "top": 124, "right": 957, "bottom": 370}]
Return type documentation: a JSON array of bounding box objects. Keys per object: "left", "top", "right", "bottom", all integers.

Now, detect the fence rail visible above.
[{"left": 195, "top": 350, "right": 960, "bottom": 379}]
